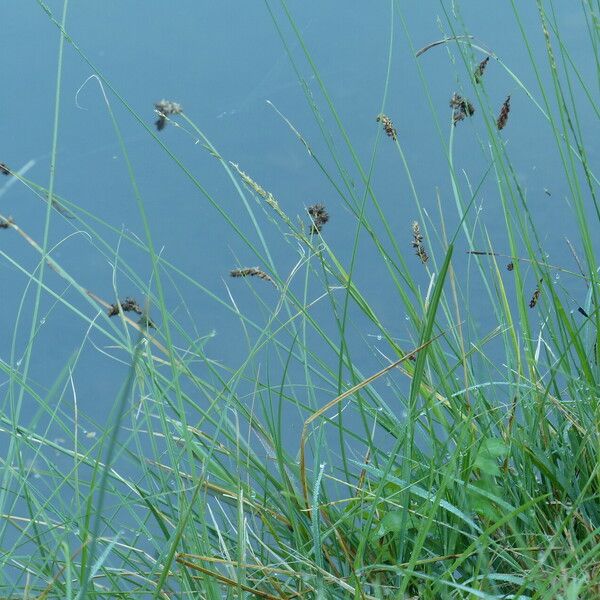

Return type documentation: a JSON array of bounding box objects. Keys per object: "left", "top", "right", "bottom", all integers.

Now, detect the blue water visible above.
[{"left": 1, "top": 1, "right": 597, "bottom": 566}]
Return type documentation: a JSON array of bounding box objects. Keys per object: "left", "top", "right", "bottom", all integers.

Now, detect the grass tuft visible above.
[{"left": 1, "top": 0, "right": 598, "bottom": 597}]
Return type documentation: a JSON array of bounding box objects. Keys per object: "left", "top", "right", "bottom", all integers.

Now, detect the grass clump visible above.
[{"left": 0, "top": 0, "right": 599, "bottom": 598}]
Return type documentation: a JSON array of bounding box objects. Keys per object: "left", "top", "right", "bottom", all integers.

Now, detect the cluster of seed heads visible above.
[
  {"left": 446, "top": 60, "right": 512, "bottom": 131},
  {"left": 108, "top": 297, "right": 155, "bottom": 327},
  {"left": 450, "top": 93, "right": 475, "bottom": 125},
  {"left": 376, "top": 113, "right": 397, "bottom": 141},
  {"left": 108, "top": 297, "right": 143, "bottom": 317},
  {"left": 308, "top": 204, "right": 329, "bottom": 234},
  {"left": 412, "top": 221, "right": 429, "bottom": 264},
  {"left": 154, "top": 99, "right": 183, "bottom": 131},
  {"left": 230, "top": 267, "right": 274, "bottom": 285},
  {"left": 0, "top": 163, "right": 10, "bottom": 176}
]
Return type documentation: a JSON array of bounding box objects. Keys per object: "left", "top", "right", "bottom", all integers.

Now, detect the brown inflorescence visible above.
[
  {"left": 108, "top": 297, "right": 144, "bottom": 317},
  {"left": 154, "top": 99, "right": 183, "bottom": 131},
  {"left": 450, "top": 93, "right": 475, "bottom": 126},
  {"left": 497, "top": 95, "right": 511, "bottom": 130},
  {"left": 0, "top": 216, "right": 14, "bottom": 229},
  {"left": 473, "top": 56, "right": 490, "bottom": 84},
  {"left": 230, "top": 267, "right": 274, "bottom": 285},
  {"left": 412, "top": 221, "right": 429, "bottom": 264},
  {"left": 507, "top": 262, "right": 514, "bottom": 271},
  {"left": 0, "top": 163, "right": 11, "bottom": 176},
  {"left": 376, "top": 113, "right": 397, "bottom": 141},
  {"left": 529, "top": 279, "right": 543, "bottom": 308},
  {"left": 308, "top": 203, "right": 329, "bottom": 234}
]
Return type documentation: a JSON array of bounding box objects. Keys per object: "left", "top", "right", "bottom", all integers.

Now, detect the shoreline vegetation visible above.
[{"left": 1, "top": 1, "right": 599, "bottom": 598}]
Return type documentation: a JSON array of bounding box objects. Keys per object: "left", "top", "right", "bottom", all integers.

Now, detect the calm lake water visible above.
[{"left": 1, "top": 1, "right": 596, "bottom": 485}]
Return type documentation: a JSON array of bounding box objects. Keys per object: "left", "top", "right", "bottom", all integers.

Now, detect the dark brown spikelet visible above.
[
  {"left": 507, "top": 262, "right": 514, "bottom": 271},
  {"left": 474, "top": 56, "right": 490, "bottom": 84},
  {"left": 450, "top": 93, "right": 475, "bottom": 116},
  {"left": 450, "top": 93, "right": 475, "bottom": 126},
  {"left": 308, "top": 203, "right": 329, "bottom": 234},
  {"left": 0, "top": 216, "right": 14, "bottom": 229},
  {"left": 154, "top": 99, "right": 183, "bottom": 131},
  {"left": 497, "top": 95, "right": 511, "bottom": 130},
  {"left": 108, "top": 297, "right": 144, "bottom": 317},
  {"left": 452, "top": 110, "right": 466, "bottom": 125},
  {"left": 0, "top": 163, "right": 11, "bottom": 176},
  {"left": 230, "top": 267, "right": 274, "bottom": 285},
  {"left": 49, "top": 197, "right": 75, "bottom": 219},
  {"left": 376, "top": 113, "right": 397, "bottom": 141},
  {"left": 529, "top": 279, "right": 543, "bottom": 308},
  {"left": 412, "top": 221, "right": 429, "bottom": 264}
]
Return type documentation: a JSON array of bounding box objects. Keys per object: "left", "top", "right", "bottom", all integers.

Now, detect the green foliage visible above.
[{"left": 0, "top": 0, "right": 598, "bottom": 597}]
